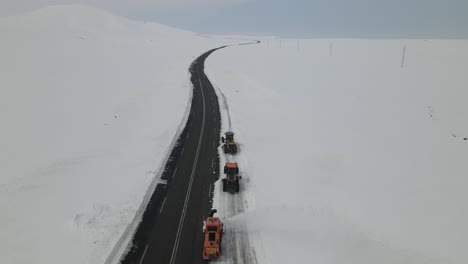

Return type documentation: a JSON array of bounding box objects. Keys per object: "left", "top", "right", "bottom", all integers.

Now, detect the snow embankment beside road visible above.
[
  {"left": 206, "top": 39, "right": 468, "bottom": 264},
  {"left": 0, "top": 5, "right": 237, "bottom": 264}
]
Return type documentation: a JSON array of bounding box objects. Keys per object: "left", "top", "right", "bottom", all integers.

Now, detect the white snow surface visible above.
[
  {"left": 206, "top": 39, "right": 468, "bottom": 264},
  {"left": 0, "top": 5, "right": 240, "bottom": 264}
]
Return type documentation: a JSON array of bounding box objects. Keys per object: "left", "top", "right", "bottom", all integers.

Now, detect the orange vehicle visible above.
[
  {"left": 221, "top": 131, "right": 238, "bottom": 154},
  {"left": 222, "top": 162, "right": 241, "bottom": 193},
  {"left": 202, "top": 209, "right": 224, "bottom": 260}
]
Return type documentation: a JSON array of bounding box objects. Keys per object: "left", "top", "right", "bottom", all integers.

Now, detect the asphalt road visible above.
[{"left": 122, "top": 48, "right": 224, "bottom": 264}]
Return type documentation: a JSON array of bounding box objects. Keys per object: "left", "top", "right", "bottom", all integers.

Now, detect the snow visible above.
[
  {"left": 3, "top": 5, "right": 468, "bottom": 264},
  {"left": 0, "top": 5, "right": 239, "bottom": 264},
  {"left": 206, "top": 39, "right": 468, "bottom": 264}
]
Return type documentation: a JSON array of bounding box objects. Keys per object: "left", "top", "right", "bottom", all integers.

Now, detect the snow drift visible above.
[
  {"left": 0, "top": 5, "right": 237, "bottom": 264},
  {"left": 206, "top": 39, "right": 468, "bottom": 264}
]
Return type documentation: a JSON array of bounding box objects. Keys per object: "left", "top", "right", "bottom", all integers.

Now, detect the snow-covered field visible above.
[
  {"left": 3, "top": 4, "right": 468, "bottom": 264},
  {"left": 206, "top": 39, "right": 468, "bottom": 264},
  {"left": 0, "top": 5, "right": 239, "bottom": 264}
]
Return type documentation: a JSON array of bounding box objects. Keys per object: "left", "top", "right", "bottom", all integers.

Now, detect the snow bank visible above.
[
  {"left": 206, "top": 39, "right": 468, "bottom": 263},
  {"left": 0, "top": 5, "right": 238, "bottom": 264}
]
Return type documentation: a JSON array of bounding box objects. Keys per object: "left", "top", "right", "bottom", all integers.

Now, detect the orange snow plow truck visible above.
[
  {"left": 222, "top": 162, "right": 241, "bottom": 193},
  {"left": 221, "top": 131, "right": 238, "bottom": 154},
  {"left": 202, "top": 209, "right": 224, "bottom": 260}
]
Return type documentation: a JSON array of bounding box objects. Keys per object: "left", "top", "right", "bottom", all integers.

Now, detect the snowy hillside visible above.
[
  {"left": 206, "top": 39, "right": 468, "bottom": 264},
  {"left": 0, "top": 5, "right": 238, "bottom": 264}
]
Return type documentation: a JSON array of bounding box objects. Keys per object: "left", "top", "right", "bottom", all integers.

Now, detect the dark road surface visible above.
[{"left": 122, "top": 48, "right": 224, "bottom": 264}]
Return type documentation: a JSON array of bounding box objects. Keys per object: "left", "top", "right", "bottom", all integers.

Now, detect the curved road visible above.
[{"left": 122, "top": 48, "right": 224, "bottom": 264}]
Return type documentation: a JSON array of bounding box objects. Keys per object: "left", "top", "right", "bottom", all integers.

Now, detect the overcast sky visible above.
[{"left": 2, "top": 0, "right": 468, "bottom": 38}]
